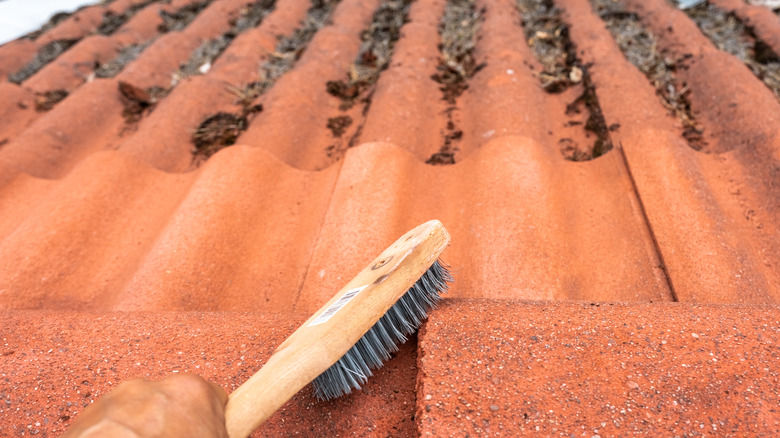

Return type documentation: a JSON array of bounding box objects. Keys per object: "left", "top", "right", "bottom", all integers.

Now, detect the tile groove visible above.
[
  {"left": 292, "top": 159, "right": 347, "bottom": 311},
  {"left": 617, "top": 142, "right": 679, "bottom": 302}
]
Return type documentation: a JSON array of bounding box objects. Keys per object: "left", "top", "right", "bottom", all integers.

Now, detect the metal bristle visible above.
[{"left": 312, "top": 260, "right": 453, "bottom": 401}]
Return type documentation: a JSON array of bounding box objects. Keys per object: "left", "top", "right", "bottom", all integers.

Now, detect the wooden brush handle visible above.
[{"left": 224, "top": 220, "right": 451, "bottom": 438}]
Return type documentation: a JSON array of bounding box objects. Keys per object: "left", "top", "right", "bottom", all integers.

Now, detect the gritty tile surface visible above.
[
  {"left": 0, "top": 311, "right": 417, "bottom": 437},
  {"left": 1, "top": 0, "right": 780, "bottom": 435},
  {"left": 417, "top": 299, "right": 780, "bottom": 436}
]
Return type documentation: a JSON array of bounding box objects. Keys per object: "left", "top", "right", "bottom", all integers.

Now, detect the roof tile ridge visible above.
[
  {"left": 620, "top": 0, "right": 716, "bottom": 56},
  {"left": 709, "top": 0, "right": 780, "bottom": 58},
  {"left": 347, "top": 134, "right": 556, "bottom": 168},
  {"left": 201, "top": 142, "right": 336, "bottom": 173},
  {"left": 35, "top": 4, "right": 108, "bottom": 47},
  {"left": 0, "top": 147, "right": 189, "bottom": 195},
  {"left": 110, "top": 142, "right": 340, "bottom": 311}
]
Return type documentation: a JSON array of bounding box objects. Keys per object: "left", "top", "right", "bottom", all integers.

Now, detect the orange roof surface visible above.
[{"left": 1, "top": 0, "right": 780, "bottom": 435}]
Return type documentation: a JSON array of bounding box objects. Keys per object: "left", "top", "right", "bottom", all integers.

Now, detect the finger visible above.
[
  {"left": 207, "top": 380, "right": 229, "bottom": 405},
  {"left": 162, "top": 373, "right": 227, "bottom": 405}
]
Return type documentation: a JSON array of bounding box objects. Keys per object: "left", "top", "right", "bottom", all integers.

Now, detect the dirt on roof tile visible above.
[
  {"left": 13, "top": 3, "right": 169, "bottom": 88},
  {"left": 23, "top": 36, "right": 121, "bottom": 93},
  {"left": 1, "top": 0, "right": 780, "bottom": 435},
  {"left": 0, "top": 79, "right": 127, "bottom": 180},
  {"left": 33, "top": 89, "right": 70, "bottom": 112},
  {"left": 712, "top": 0, "right": 780, "bottom": 57},
  {"left": 519, "top": 0, "right": 614, "bottom": 161},
  {"left": 324, "top": 0, "right": 415, "bottom": 155},
  {"left": 325, "top": 0, "right": 414, "bottom": 108},
  {"left": 426, "top": 0, "right": 484, "bottom": 164},
  {"left": 157, "top": 0, "right": 212, "bottom": 33},
  {"left": 237, "top": 0, "right": 382, "bottom": 170},
  {"left": 95, "top": 42, "right": 151, "bottom": 78},
  {"left": 685, "top": 1, "right": 780, "bottom": 98},
  {"left": 8, "top": 39, "right": 80, "bottom": 85},
  {"left": 573, "top": 0, "right": 780, "bottom": 302},
  {"left": 115, "top": 0, "right": 249, "bottom": 105},
  {"left": 591, "top": 0, "right": 707, "bottom": 151},
  {"left": 97, "top": 0, "right": 160, "bottom": 36},
  {"left": 177, "top": 0, "right": 277, "bottom": 80},
  {"left": 0, "top": 39, "right": 39, "bottom": 81},
  {"left": 351, "top": 0, "right": 448, "bottom": 160},
  {"left": 459, "top": 0, "right": 556, "bottom": 153},
  {"left": 120, "top": 0, "right": 311, "bottom": 171},
  {"left": 0, "top": 83, "right": 37, "bottom": 141}
]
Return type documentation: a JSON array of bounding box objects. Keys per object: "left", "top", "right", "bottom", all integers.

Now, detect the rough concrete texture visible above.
[
  {"left": 418, "top": 299, "right": 780, "bottom": 436},
  {"left": 0, "top": 0, "right": 780, "bottom": 435},
  {"left": 1, "top": 311, "right": 417, "bottom": 437}
]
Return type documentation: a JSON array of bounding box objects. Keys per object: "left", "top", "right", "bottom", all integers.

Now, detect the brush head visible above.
[{"left": 312, "top": 260, "right": 453, "bottom": 401}]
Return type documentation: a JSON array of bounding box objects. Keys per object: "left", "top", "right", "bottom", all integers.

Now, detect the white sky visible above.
[
  {"left": 0, "top": 0, "right": 100, "bottom": 45},
  {"left": 1, "top": 0, "right": 777, "bottom": 46}
]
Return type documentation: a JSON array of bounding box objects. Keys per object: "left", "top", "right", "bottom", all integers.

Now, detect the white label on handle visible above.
[{"left": 308, "top": 285, "right": 368, "bottom": 327}]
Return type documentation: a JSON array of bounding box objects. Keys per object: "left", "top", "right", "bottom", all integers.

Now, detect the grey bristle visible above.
[{"left": 312, "top": 260, "right": 453, "bottom": 401}]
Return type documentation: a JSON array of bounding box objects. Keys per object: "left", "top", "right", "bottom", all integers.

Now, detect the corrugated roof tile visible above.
[
  {"left": 119, "top": 0, "right": 312, "bottom": 171},
  {"left": 296, "top": 138, "right": 670, "bottom": 313},
  {"left": 564, "top": 0, "right": 780, "bottom": 302},
  {"left": 358, "top": 0, "right": 449, "bottom": 160},
  {"left": 0, "top": 79, "right": 125, "bottom": 180},
  {"left": 0, "top": 82, "right": 37, "bottom": 142},
  {"left": 35, "top": 4, "right": 107, "bottom": 46},
  {"left": 1, "top": 0, "right": 780, "bottom": 435},
  {"left": 239, "top": 0, "right": 383, "bottom": 170},
  {"left": 714, "top": 0, "right": 780, "bottom": 56},
  {"left": 116, "top": 0, "right": 236, "bottom": 102},
  {"left": 24, "top": 35, "right": 121, "bottom": 93},
  {"left": 0, "top": 39, "right": 39, "bottom": 81}
]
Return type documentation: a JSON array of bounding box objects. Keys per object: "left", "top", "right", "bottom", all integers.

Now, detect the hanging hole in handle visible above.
[{"left": 371, "top": 255, "right": 393, "bottom": 270}]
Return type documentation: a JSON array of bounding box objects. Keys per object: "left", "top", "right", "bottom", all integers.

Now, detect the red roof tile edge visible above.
[{"left": 418, "top": 298, "right": 780, "bottom": 437}]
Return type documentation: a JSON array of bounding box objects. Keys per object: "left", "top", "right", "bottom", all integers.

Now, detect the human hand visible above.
[{"left": 62, "top": 373, "right": 228, "bottom": 438}]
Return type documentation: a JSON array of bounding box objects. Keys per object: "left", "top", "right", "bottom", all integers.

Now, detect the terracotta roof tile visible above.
[
  {"left": 116, "top": 0, "right": 234, "bottom": 102},
  {"left": 0, "top": 311, "right": 417, "bottom": 436},
  {"left": 296, "top": 139, "right": 671, "bottom": 313},
  {"left": 119, "top": 75, "right": 241, "bottom": 170},
  {"left": 208, "top": 0, "right": 311, "bottom": 83},
  {"left": 239, "top": 0, "right": 383, "bottom": 170},
  {"left": 1, "top": 0, "right": 780, "bottom": 435},
  {"left": 109, "top": 3, "right": 167, "bottom": 45},
  {"left": 713, "top": 0, "right": 780, "bottom": 56},
  {"left": 24, "top": 35, "right": 121, "bottom": 93},
  {"left": 566, "top": 0, "right": 780, "bottom": 302},
  {"left": 118, "top": 0, "right": 312, "bottom": 171},
  {"left": 0, "top": 39, "right": 39, "bottom": 81},
  {"left": 0, "top": 82, "right": 37, "bottom": 142},
  {"left": 418, "top": 299, "right": 780, "bottom": 436},
  {"left": 0, "top": 79, "right": 125, "bottom": 180},
  {"left": 116, "top": 146, "right": 338, "bottom": 311},
  {"left": 35, "top": 5, "right": 107, "bottom": 46},
  {"left": 107, "top": 0, "right": 157, "bottom": 15},
  {"left": 358, "top": 0, "right": 448, "bottom": 159}
]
